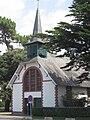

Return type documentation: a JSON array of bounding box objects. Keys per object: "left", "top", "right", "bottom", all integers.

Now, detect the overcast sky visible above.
[
  {"left": 0, "top": 0, "right": 73, "bottom": 53},
  {"left": 0, "top": 0, "right": 73, "bottom": 36}
]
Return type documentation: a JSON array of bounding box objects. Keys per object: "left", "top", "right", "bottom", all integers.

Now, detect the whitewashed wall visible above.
[
  {"left": 13, "top": 84, "right": 22, "bottom": 112},
  {"left": 43, "top": 81, "right": 55, "bottom": 107},
  {"left": 58, "top": 86, "right": 66, "bottom": 107},
  {"left": 14, "top": 63, "right": 39, "bottom": 84},
  {"left": 24, "top": 92, "right": 41, "bottom": 98},
  {"left": 12, "top": 61, "right": 56, "bottom": 111}
]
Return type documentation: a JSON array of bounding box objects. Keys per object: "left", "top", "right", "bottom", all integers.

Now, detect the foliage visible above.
[
  {"left": 0, "top": 81, "right": 11, "bottom": 111},
  {"left": 0, "top": 48, "right": 26, "bottom": 82},
  {"left": 14, "top": 34, "right": 30, "bottom": 46},
  {"left": 43, "top": 0, "right": 90, "bottom": 80},
  {"left": 62, "top": 94, "right": 87, "bottom": 107},
  {"left": 0, "top": 81, "right": 11, "bottom": 100},
  {"left": 0, "top": 48, "right": 26, "bottom": 111},
  {"left": 0, "top": 16, "right": 29, "bottom": 51},
  {"left": 32, "top": 107, "right": 90, "bottom": 117},
  {"left": 0, "top": 17, "right": 16, "bottom": 50},
  {"left": 0, "top": 101, "right": 4, "bottom": 107}
]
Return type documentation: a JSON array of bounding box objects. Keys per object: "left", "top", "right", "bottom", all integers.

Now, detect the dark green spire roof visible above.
[
  {"left": 33, "top": 8, "right": 42, "bottom": 35},
  {"left": 30, "top": 7, "right": 42, "bottom": 42}
]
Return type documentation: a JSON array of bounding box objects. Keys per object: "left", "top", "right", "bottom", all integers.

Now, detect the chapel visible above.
[{"left": 8, "top": 2, "right": 90, "bottom": 115}]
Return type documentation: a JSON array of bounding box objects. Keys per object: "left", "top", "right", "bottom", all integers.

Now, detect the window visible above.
[
  {"left": 87, "top": 88, "right": 90, "bottom": 97},
  {"left": 36, "top": 70, "right": 42, "bottom": 91},
  {"left": 24, "top": 71, "right": 29, "bottom": 91},
  {"left": 34, "top": 98, "right": 42, "bottom": 107},
  {"left": 66, "top": 86, "right": 72, "bottom": 100},
  {"left": 24, "top": 67, "right": 42, "bottom": 92}
]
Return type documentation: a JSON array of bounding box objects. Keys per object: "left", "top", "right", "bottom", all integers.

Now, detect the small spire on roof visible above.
[
  {"left": 30, "top": 0, "right": 42, "bottom": 42},
  {"left": 32, "top": 0, "right": 42, "bottom": 36}
]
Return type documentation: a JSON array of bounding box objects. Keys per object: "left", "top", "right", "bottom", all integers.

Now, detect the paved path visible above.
[
  {"left": 0, "top": 114, "right": 43, "bottom": 120},
  {"left": 0, "top": 112, "right": 44, "bottom": 120},
  {"left": 0, "top": 112, "right": 24, "bottom": 120},
  {"left": 0, "top": 114, "right": 23, "bottom": 120}
]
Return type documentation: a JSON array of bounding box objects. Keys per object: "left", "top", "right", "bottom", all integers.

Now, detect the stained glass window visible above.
[{"left": 24, "top": 67, "right": 42, "bottom": 92}]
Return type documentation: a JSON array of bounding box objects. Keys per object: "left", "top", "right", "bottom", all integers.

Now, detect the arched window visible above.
[{"left": 23, "top": 67, "right": 42, "bottom": 92}]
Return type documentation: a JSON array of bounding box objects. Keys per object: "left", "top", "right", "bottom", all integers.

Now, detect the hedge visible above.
[
  {"left": 32, "top": 107, "right": 90, "bottom": 117},
  {"left": 0, "top": 101, "right": 4, "bottom": 107}
]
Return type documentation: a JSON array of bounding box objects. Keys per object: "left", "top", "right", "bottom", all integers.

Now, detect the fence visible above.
[{"left": 33, "top": 107, "right": 90, "bottom": 117}]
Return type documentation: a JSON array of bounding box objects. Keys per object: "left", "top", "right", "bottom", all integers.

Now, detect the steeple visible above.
[
  {"left": 31, "top": 0, "right": 42, "bottom": 42},
  {"left": 26, "top": 0, "right": 47, "bottom": 59},
  {"left": 33, "top": 8, "right": 42, "bottom": 35}
]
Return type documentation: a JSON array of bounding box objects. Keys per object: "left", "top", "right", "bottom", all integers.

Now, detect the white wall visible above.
[
  {"left": 15, "top": 62, "right": 39, "bottom": 83},
  {"left": 24, "top": 92, "right": 41, "bottom": 98},
  {"left": 43, "top": 81, "right": 55, "bottom": 107},
  {"left": 58, "top": 86, "right": 66, "bottom": 107},
  {"left": 13, "top": 84, "right": 22, "bottom": 112}
]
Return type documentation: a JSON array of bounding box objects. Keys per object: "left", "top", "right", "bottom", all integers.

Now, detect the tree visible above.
[
  {"left": 0, "top": 17, "right": 16, "bottom": 50},
  {"left": 0, "top": 17, "right": 29, "bottom": 51},
  {"left": 0, "top": 48, "right": 26, "bottom": 82},
  {"left": 45, "top": 0, "right": 90, "bottom": 80},
  {"left": 0, "top": 81, "right": 11, "bottom": 111},
  {"left": 0, "top": 48, "right": 26, "bottom": 111}
]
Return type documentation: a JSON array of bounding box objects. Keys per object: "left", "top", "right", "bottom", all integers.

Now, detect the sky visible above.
[
  {"left": 0, "top": 0, "right": 73, "bottom": 35},
  {"left": 0, "top": 0, "right": 73, "bottom": 53}
]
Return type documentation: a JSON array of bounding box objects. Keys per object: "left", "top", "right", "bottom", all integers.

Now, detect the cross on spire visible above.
[{"left": 37, "top": 0, "right": 39, "bottom": 8}]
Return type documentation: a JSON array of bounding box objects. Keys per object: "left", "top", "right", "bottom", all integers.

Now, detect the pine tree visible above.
[{"left": 46, "top": 0, "right": 90, "bottom": 77}]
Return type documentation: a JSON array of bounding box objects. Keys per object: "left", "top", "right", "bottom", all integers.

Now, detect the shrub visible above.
[
  {"left": 32, "top": 107, "right": 90, "bottom": 117},
  {"left": 62, "top": 94, "right": 86, "bottom": 107},
  {"left": 0, "top": 101, "right": 4, "bottom": 107}
]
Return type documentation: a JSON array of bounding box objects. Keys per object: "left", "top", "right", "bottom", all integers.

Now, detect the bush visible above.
[
  {"left": 62, "top": 94, "right": 86, "bottom": 107},
  {"left": 0, "top": 101, "right": 4, "bottom": 107},
  {"left": 32, "top": 107, "right": 90, "bottom": 117}
]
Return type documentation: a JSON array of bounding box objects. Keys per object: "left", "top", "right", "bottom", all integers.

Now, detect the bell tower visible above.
[{"left": 26, "top": 0, "right": 47, "bottom": 60}]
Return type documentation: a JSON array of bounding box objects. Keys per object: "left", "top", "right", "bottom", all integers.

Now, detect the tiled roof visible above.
[{"left": 37, "top": 53, "right": 90, "bottom": 87}]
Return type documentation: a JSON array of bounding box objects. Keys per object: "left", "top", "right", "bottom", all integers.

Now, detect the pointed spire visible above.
[
  {"left": 32, "top": 0, "right": 42, "bottom": 36},
  {"left": 33, "top": 8, "right": 42, "bottom": 35}
]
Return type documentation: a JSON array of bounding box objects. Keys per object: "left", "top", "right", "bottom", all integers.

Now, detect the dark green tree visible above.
[
  {"left": 45, "top": 0, "right": 90, "bottom": 80},
  {"left": 0, "top": 17, "right": 16, "bottom": 50},
  {"left": 0, "top": 48, "right": 26, "bottom": 111},
  {"left": 0, "top": 16, "right": 29, "bottom": 51},
  {"left": 0, "top": 81, "right": 11, "bottom": 111},
  {"left": 0, "top": 48, "right": 26, "bottom": 82}
]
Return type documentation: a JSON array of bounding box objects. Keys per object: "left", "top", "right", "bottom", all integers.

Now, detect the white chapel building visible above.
[{"left": 8, "top": 5, "right": 90, "bottom": 115}]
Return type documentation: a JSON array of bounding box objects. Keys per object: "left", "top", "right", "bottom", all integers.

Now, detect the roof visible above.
[
  {"left": 7, "top": 52, "right": 90, "bottom": 89},
  {"left": 24, "top": 8, "right": 43, "bottom": 45},
  {"left": 33, "top": 8, "right": 42, "bottom": 35},
  {"left": 24, "top": 39, "right": 44, "bottom": 46},
  {"left": 30, "top": 8, "right": 42, "bottom": 42},
  {"left": 37, "top": 53, "right": 88, "bottom": 87}
]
